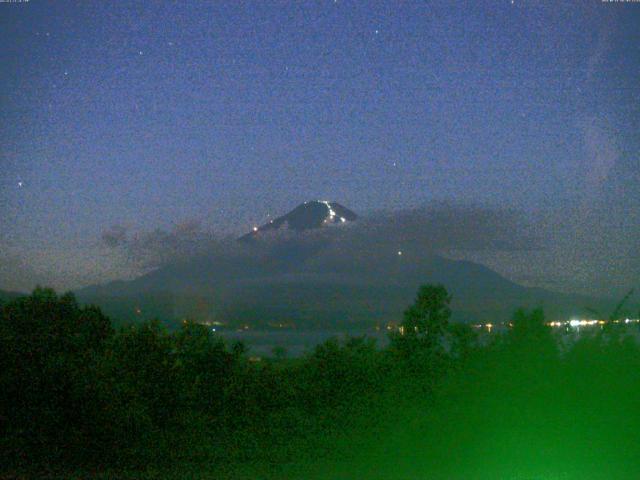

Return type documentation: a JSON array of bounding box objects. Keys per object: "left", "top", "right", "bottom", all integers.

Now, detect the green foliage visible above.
[
  {"left": 389, "top": 284, "right": 452, "bottom": 381},
  {"left": 448, "top": 321, "right": 478, "bottom": 364},
  {"left": 173, "top": 321, "right": 234, "bottom": 412},
  {"left": 507, "top": 307, "right": 554, "bottom": 349},
  {"left": 402, "top": 284, "right": 452, "bottom": 339},
  {"left": 304, "top": 336, "right": 384, "bottom": 415},
  {"left": 0, "top": 288, "right": 113, "bottom": 466},
  {"left": 3, "top": 284, "right": 640, "bottom": 479}
]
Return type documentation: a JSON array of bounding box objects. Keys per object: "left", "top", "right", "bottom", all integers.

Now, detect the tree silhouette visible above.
[
  {"left": 0, "top": 288, "right": 113, "bottom": 466},
  {"left": 173, "top": 320, "right": 234, "bottom": 413},
  {"left": 403, "top": 284, "right": 451, "bottom": 337},
  {"left": 388, "top": 284, "right": 453, "bottom": 385}
]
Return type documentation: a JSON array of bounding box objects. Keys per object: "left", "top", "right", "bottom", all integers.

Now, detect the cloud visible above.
[
  {"left": 0, "top": 243, "right": 135, "bottom": 293},
  {"left": 451, "top": 204, "right": 639, "bottom": 297},
  {"left": 101, "top": 219, "right": 229, "bottom": 271},
  {"left": 98, "top": 203, "right": 537, "bottom": 280},
  {"left": 6, "top": 200, "right": 634, "bottom": 298},
  {"left": 353, "top": 203, "right": 537, "bottom": 253},
  {"left": 0, "top": 252, "right": 46, "bottom": 292},
  {"left": 101, "top": 225, "right": 129, "bottom": 248},
  {"left": 579, "top": 116, "right": 620, "bottom": 196}
]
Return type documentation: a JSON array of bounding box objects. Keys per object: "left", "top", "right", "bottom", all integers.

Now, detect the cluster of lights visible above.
[
  {"left": 467, "top": 318, "right": 640, "bottom": 332},
  {"left": 471, "top": 323, "right": 495, "bottom": 330},
  {"left": 320, "top": 200, "right": 337, "bottom": 222},
  {"left": 319, "top": 200, "right": 347, "bottom": 223},
  {"left": 564, "top": 318, "right": 640, "bottom": 328},
  {"left": 547, "top": 318, "right": 640, "bottom": 329},
  {"left": 568, "top": 319, "right": 601, "bottom": 328}
]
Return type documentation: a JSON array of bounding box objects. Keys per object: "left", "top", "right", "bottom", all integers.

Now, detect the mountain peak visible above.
[{"left": 241, "top": 200, "right": 357, "bottom": 239}]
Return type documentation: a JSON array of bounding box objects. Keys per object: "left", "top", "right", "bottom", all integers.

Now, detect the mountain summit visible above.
[
  {"left": 77, "top": 200, "right": 602, "bottom": 328},
  {"left": 240, "top": 200, "right": 357, "bottom": 239}
]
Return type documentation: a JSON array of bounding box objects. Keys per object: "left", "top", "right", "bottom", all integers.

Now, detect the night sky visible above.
[{"left": 1, "top": 1, "right": 639, "bottom": 294}]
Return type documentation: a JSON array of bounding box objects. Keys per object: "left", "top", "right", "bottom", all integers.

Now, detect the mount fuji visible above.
[{"left": 76, "top": 201, "right": 602, "bottom": 329}]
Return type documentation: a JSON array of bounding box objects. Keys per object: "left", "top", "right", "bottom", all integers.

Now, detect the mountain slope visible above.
[
  {"left": 77, "top": 202, "right": 603, "bottom": 328},
  {"left": 240, "top": 200, "right": 357, "bottom": 240}
]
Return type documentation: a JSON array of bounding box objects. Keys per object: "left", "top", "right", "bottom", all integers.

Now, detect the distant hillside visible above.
[
  {"left": 0, "top": 289, "right": 26, "bottom": 303},
  {"left": 76, "top": 201, "right": 608, "bottom": 328}
]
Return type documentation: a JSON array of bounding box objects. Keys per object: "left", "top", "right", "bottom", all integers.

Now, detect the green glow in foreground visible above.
[{"left": 4, "top": 291, "right": 640, "bottom": 479}]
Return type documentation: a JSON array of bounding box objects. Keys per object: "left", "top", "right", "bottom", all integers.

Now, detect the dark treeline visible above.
[{"left": 2, "top": 286, "right": 640, "bottom": 479}]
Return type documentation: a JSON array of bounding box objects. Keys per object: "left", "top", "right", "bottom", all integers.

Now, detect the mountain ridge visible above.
[
  {"left": 239, "top": 200, "right": 357, "bottom": 240},
  {"left": 75, "top": 201, "right": 607, "bottom": 327}
]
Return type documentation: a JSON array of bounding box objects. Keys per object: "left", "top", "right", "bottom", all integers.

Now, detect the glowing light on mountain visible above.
[{"left": 320, "top": 200, "right": 336, "bottom": 221}]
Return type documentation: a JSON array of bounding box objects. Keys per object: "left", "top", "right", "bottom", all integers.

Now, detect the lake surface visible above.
[{"left": 220, "top": 323, "right": 640, "bottom": 358}]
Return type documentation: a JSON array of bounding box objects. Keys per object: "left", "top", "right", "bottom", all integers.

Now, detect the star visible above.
[
  {"left": 139, "top": 51, "right": 144, "bottom": 55},
  {"left": 397, "top": 250, "right": 402, "bottom": 256},
  {"left": 374, "top": 29, "right": 380, "bottom": 35},
  {"left": 17, "top": 181, "right": 23, "bottom": 188}
]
